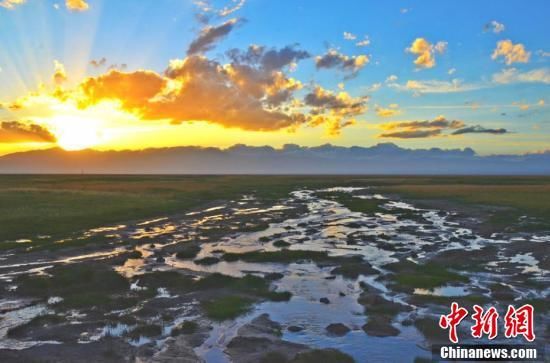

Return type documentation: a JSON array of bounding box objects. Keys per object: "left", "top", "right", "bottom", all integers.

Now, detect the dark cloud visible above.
[
  {"left": 384, "top": 118, "right": 465, "bottom": 130},
  {"left": 226, "top": 44, "right": 310, "bottom": 71},
  {"left": 315, "top": 49, "right": 369, "bottom": 77},
  {"left": 223, "top": 45, "right": 309, "bottom": 107},
  {"left": 0, "top": 121, "right": 56, "bottom": 143},
  {"left": 259, "top": 46, "right": 310, "bottom": 71},
  {"left": 187, "top": 18, "right": 244, "bottom": 55},
  {"left": 379, "top": 116, "right": 509, "bottom": 139},
  {"left": 90, "top": 57, "right": 107, "bottom": 68},
  {"left": 452, "top": 125, "right": 508, "bottom": 135},
  {"left": 380, "top": 129, "right": 441, "bottom": 138},
  {"left": 304, "top": 86, "right": 367, "bottom": 115}
]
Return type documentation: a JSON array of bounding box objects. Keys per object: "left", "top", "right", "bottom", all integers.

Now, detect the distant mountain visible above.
[{"left": 0, "top": 143, "right": 549, "bottom": 174}]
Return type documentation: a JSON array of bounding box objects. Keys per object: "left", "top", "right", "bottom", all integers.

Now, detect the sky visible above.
[{"left": 0, "top": 0, "right": 549, "bottom": 156}]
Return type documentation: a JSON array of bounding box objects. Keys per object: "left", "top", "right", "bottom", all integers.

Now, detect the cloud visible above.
[
  {"left": 492, "top": 40, "right": 530, "bottom": 65},
  {"left": 2, "top": 0, "right": 89, "bottom": 11},
  {"left": 389, "top": 79, "right": 482, "bottom": 95},
  {"left": 379, "top": 116, "right": 509, "bottom": 138},
  {"left": 79, "top": 69, "right": 167, "bottom": 111},
  {"left": 364, "top": 83, "right": 382, "bottom": 92},
  {"left": 375, "top": 104, "right": 401, "bottom": 117},
  {"left": 492, "top": 67, "right": 550, "bottom": 84},
  {"left": 304, "top": 86, "right": 367, "bottom": 115},
  {"left": 406, "top": 38, "right": 446, "bottom": 69},
  {"left": 382, "top": 116, "right": 464, "bottom": 131},
  {"left": 385, "top": 74, "right": 398, "bottom": 83},
  {"left": 108, "top": 63, "right": 128, "bottom": 70},
  {"left": 344, "top": 32, "right": 370, "bottom": 47},
  {"left": 433, "top": 41, "right": 448, "bottom": 54},
  {"left": 0, "top": 121, "right": 56, "bottom": 143},
  {"left": 195, "top": 0, "right": 246, "bottom": 17},
  {"left": 90, "top": 57, "right": 107, "bottom": 68},
  {"left": 380, "top": 129, "right": 442, "bottom": 138},
  {"left": 187, "top": 18, "right": 243, "bottom": 55},
  {"left": 0, "top": 0, "right": 24, "bottom": 9},
  {"left": 343, "top": 32, "right": 356, "bottom": 40},
  {"left": 227, "top": 44, "right": 310, "bottom": 71},
  {"left": 53, "top": 60, "right": 67, "bottom": 85},
  {"left": 219, "top": 0, "right": 246, "bottom": 16},
  {"left": 484, "top": 20, "right": 505, "bottom": 33},
  {"left": 55, "top": 45, "right": 327, "bottom": 133},
  {"left": 66, "top": 0, "right": 88, "bottom": 11},
  {"left": 315, "top": 49, "right": 369, "bottom": 77},
  {"left": 223, "top": 45, "right": 309, "bottom": 106},
  {"left": 304, "top": 85, "right": 368, "bottom": 135},
  {"left": 356, "top": 36, "right": 370, "bottom": 47},
  {"left": 452, "top": 125, "right": 508, "bottom": 135},
  {"left": 448, "top": 68, "right": 456, "bottom": 75},
  {"left": 78, "top": 58, "right": 299, "bottom": 131}
]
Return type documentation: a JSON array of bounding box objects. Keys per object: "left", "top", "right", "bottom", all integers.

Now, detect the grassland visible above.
[
  {"left": 0, "top": 175, "right": 362, "bottom": 244},
  {"left": 1, "top": 175, "right": 549, "bottom": 246},
  {"left": 374, "top": 177, "right": 550, "bottom": 232}
]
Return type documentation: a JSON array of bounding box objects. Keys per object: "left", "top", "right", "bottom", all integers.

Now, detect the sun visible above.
[{"left": 49, "top": 115, "right": 103, "bottom": 151}]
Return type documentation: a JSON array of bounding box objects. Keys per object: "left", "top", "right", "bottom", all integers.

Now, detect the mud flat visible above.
[{"left": 0, "top": 176, "right": 548, "bottom": 362}]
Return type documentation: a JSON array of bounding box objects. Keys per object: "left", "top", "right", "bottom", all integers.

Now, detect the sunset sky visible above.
[{"left": 0, "top": 0, "right": 548, "bottom": 156}]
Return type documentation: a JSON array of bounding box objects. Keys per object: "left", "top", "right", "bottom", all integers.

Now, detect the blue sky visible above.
[{"left": 0, "top": 0, "right": 548, "bottom": 155}]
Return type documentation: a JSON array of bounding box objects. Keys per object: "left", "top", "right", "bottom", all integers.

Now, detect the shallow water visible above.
[{"left": 1, "top": 186, "right": 548, "bottom": 361}]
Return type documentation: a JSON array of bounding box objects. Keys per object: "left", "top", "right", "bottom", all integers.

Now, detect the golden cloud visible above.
[
  {"left": 304, "top": 86, "right": 367, "bottom": 135},
  {"left": 376, "top": 104, "right": 401, "bottom": 117},
  {"left": 406, "top": 38, "right": 446, "bottom": 69},
  {"left": 62, "top": 52, "right": 319, "bottom": 132},
  {"left": 492, "top": 40, "right": 530, "bottom": 65},
  {"left": 53, "top": 60, "right": 68, "bottom": 85},
  {"left": 0, "top": 0, "right": 24, "bottom": 9},
  {"left": 65, "top": 0, "right": 89, "bottom": 11},
  {"left": 0, "top": 121, "right": 56, "bottom": 143}
]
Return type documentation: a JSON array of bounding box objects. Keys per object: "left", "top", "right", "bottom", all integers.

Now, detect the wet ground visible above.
[{"left": 0, "top": 186, "right": 548, "bottom": 362}]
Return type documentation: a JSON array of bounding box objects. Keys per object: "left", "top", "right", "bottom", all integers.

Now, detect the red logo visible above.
[
  {"left": 439, "top": 302, "right": 469, "bottom": 343},
  {"left": 438, "top": 303, "right": 535, "bottom": 343},
  {"left": 471, "top": 305, "right": 499, "bottom": 340},
  {"left": 504, "top": 304, "right": 536, "bottom": 342}
]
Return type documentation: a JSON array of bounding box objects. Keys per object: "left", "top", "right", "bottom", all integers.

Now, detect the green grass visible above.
[
  {"left": 16, "top": 263, "right": 133, "bottom": 310},
  {"left": 175, "top": 244, "right": 201, "bottom": 259},
  {"left": 127, "top": 324, "right": 162, "bottom": 340},
  {"left": 7, "top": 314, "right": 65, "bottom": 338},
  {"left": 376, "top": 180, "right": 550, "bottom": 232},
  {"left": 194, "top": 256, "right": 220, "bottom": 265},
  {"left": 386, "top": 261, "right": 469, "bottom": 290},
  {"left": 2, "top": 175, "right": 549, "bottom": 246},
  {"left": 317, "top": 191, "right": 384, "bottom": 214},
  {"left": 201, "top": 295, "right": 254, "bottom": 320},
  {"left": 273, "top": 240, "right": 291, "bottom": 248},
  {"left": 0, "top": 175, "right": 366, "bottom": 245}
]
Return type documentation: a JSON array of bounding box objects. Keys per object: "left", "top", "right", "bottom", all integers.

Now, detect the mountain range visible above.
[{"left": 0, "top": 143, "right": 549, "bottom": 174}]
